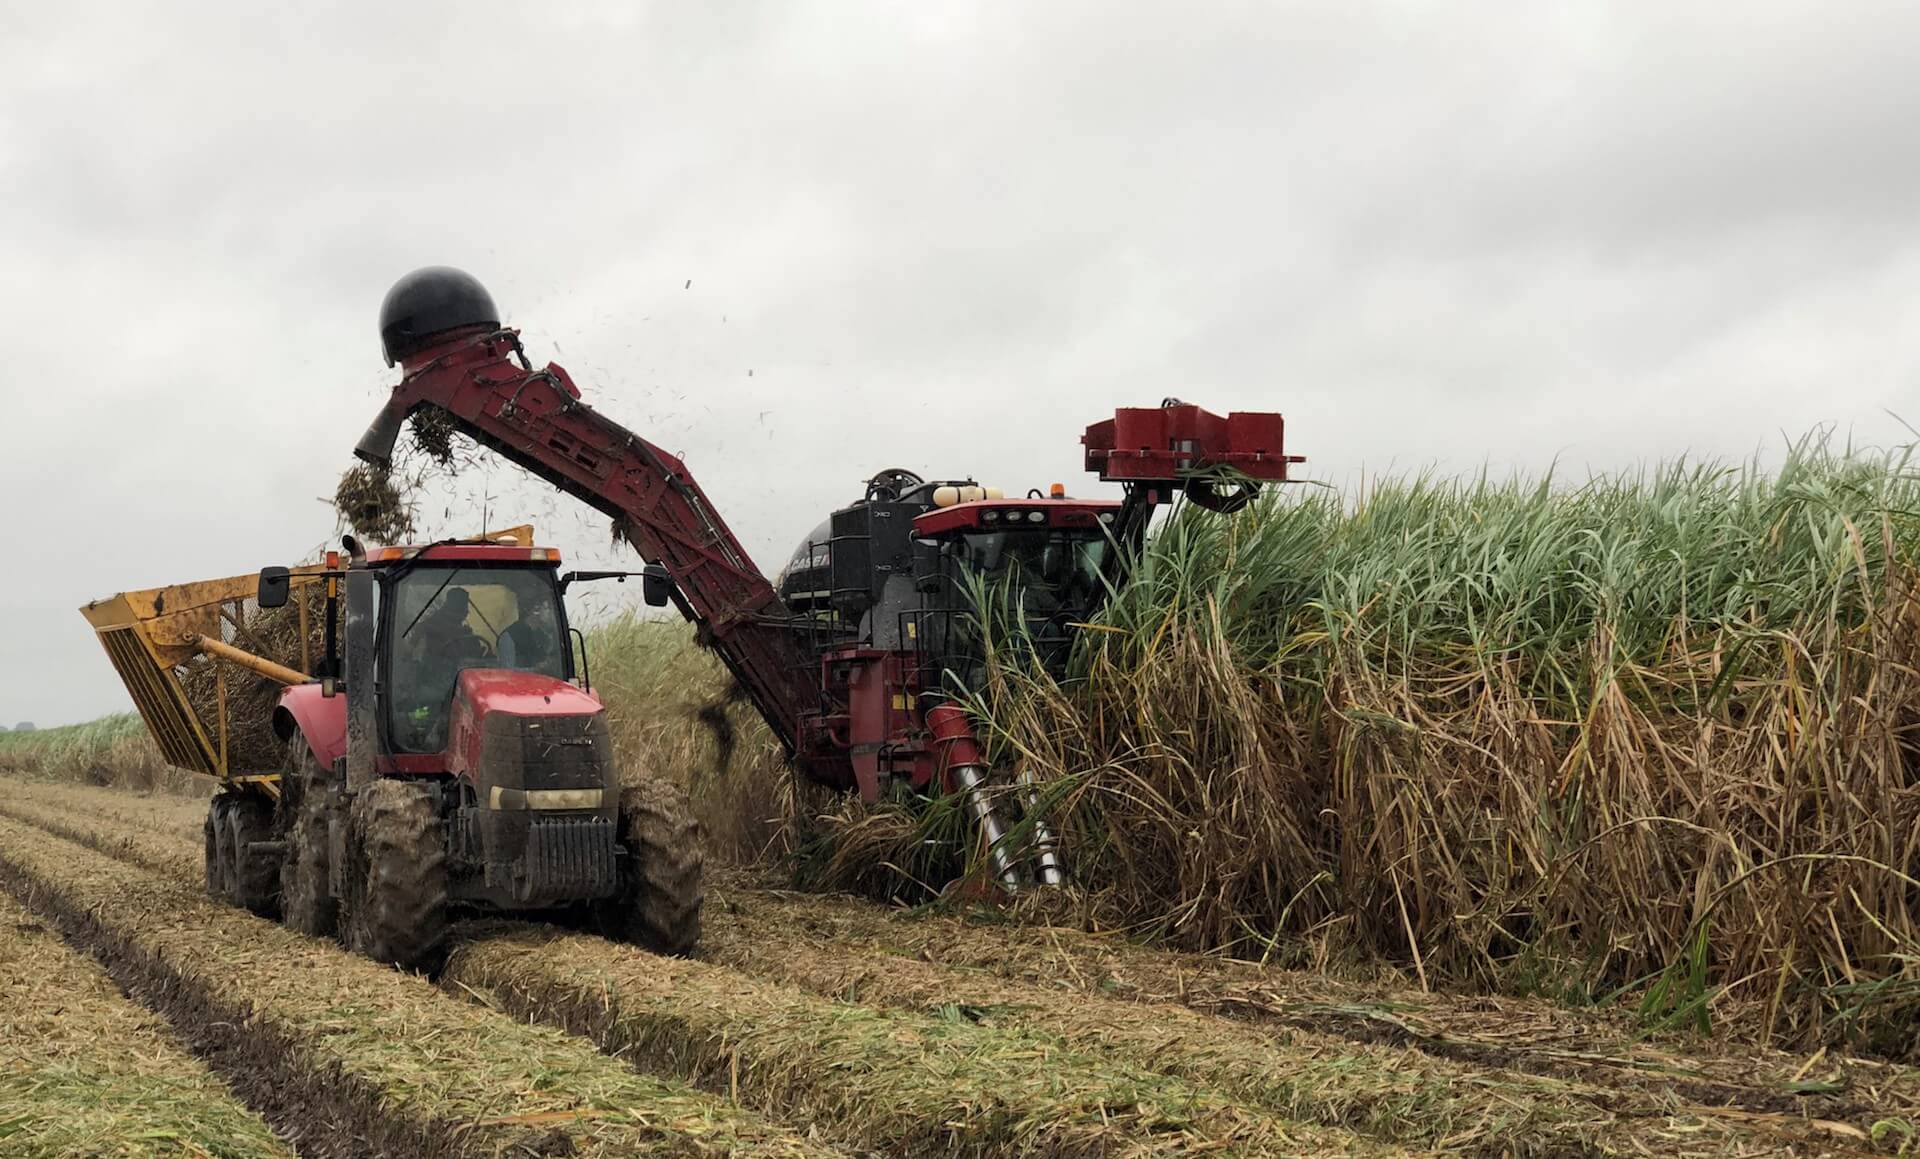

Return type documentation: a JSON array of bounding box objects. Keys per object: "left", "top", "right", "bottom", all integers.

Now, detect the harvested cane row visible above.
[
  {"left": 0, "top": 793, "right": 1394, "bottom": 1155},
  {"left": 0, "top": 816, "right": 839, "bottom": 1158},
  {"left": 696, "top": 884, "right": 1884, "bottom": 1157},
  {"left": 5, "top": 779, "right": 209, "bottom": 842},
  {"left": 0, "top": 888, "right": 292, "bottom": 1159},
  {"left": 10, "top": 789, "right": 1894, "bottom": 1157},
  {"left": 9, "top": 782, "right": 1904, "bottom": 1153},
  {"left": 0, "top": 794, "right": 200, "bottom": 880},
  {"left": 448, "top": 925, "right": 1390, "bottom": 1156},
  {"left": 32, "top": 760, "right": 1893, "bottom": 1154},
  {"left": 701, "top": 869, "right": 1920, "bottom": 1130},
  {"left": 30, "top": 769, "right": 1900, "bottom": 1124}
]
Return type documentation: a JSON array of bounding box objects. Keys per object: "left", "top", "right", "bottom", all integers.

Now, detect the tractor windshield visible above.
[{"left": 384, "top": 564, "right": 568, "bottom": 752}]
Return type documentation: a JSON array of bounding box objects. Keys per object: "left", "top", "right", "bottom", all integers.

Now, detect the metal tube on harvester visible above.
[
  {"left": 928, "top": 704, "right": 1024, "bottom": 890},
  {"left": 1018, "top": 769, "right": 1067, "bottom": 887}
]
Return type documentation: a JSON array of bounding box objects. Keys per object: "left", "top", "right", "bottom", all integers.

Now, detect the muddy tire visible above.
[
  {"left": 204, "top": 798, "right": 233, "bottom": 901},
  {"left": 279, "top": 743, "right": 337, "bottom": 937},
  {"left": 596, "top": 778, "right": 704, "bottom": 956},
  {"left": 346, "top": 779, "right": 448, "bottom": 970},
  {"left": 227, "top": 795, "right": 279, "bottom": 917}
]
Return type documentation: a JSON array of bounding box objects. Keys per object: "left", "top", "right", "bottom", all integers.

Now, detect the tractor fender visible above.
[{"left": 273, "top": 683, "right": 348, "bottom": 771}]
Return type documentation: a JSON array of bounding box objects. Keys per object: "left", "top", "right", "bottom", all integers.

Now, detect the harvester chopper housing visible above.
[{"left": 353, "top": 266, "right": 1303, "bottom": 889}]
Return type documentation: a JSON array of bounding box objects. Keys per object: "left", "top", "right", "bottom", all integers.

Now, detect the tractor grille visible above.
[
  {"left": 481, "top": 711, "right": 612, "bottom": 793},
  {"left": 512, "top": 815, "right": 617, "bottom": 902}
]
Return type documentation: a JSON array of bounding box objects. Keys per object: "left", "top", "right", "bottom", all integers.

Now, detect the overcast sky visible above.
[{"left": 4, "top": 1, "right": 1918, "bottom": 727}]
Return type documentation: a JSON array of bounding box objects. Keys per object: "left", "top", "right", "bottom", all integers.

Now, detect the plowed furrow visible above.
[
  {"left": 11, "top": 791, "right": 1879, "bottom": 1156},
  {"left": 0, "top": 816, "right": 839, "bottom": 1158},
  {"left": 0, "top": 888, "right": 293, "bottom": 1158}
]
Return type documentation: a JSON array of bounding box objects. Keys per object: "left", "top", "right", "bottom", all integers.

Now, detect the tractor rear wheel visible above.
[
  {"left": 346, "top": 779, "right": 448, "bottom": 970},
  {"left": 226, "top": 795, "right": 278, "bottom": 917},
  {"left": 279, "top": 743, "right": 337, "bottom": 937},
  {"left": 595, "top": 777, "right": 704, "bottom": 956},
  {"left": 204, "top": 797, "right": 233, "bottom": 901}
]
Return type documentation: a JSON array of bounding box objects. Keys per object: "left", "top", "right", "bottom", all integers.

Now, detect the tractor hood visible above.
[
  {"left": 446, "top": 668, "right": 608, "bottom": 785},
  {"left": 454, "top": 668, "right": 602, "bottom": 720}
]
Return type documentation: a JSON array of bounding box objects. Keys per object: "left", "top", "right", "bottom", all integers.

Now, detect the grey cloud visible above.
[{"left": 3, "top": 0, "right": 1917, "bottom": 726}]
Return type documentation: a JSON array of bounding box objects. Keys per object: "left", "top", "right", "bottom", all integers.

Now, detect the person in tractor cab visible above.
[
  {"left": 418, "top": 587, "right": 486, "bottom": 662},
  {"left": 495, "top": 597, "right": 559, "bottom": 672},
  {"left": 394, "top": 586, "right": 487, "bottom": 749}
]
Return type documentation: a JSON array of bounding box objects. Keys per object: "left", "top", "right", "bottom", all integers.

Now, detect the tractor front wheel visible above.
[
  {"left": 345, "top": 779, "right": 448, "bottom": 970},
  {"left": 595, "top": 777, "right": 704, "bottom": 956}
]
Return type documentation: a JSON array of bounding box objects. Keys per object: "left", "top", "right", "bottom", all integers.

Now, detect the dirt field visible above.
[{"left": 3, "top": 778, "right": 1917, "bottom": 1157}]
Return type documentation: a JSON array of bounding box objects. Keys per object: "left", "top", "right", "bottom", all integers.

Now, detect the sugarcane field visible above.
[{"left": 10, "top": 6, "right": 1920, "bottom": 1158}]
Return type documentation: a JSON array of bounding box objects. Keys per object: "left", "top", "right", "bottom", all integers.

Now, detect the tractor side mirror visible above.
[
  {"left": 641, "top": 564, "right": 673, "bottom": 608},
  {"left": 257, "top": 566, "right": 291, "bottom": 609}
]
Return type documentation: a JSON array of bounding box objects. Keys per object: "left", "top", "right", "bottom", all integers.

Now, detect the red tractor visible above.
[
  {"left": 249, "top": 531, "right": 700, "bottom": 968},
  {"left": 82, "top": 522, "right": 699, "bottom": 972},
  {"left": 344, "top": 267, "right": 1300, "bottom": 893}
]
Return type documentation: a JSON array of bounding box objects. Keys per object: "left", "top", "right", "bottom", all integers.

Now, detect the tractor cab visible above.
[
  {"left": 258, "top": 531, "right": 602, "bottom": 787},
  {"left": 363, "top": 542, "right": 575, "bottom": 754}
]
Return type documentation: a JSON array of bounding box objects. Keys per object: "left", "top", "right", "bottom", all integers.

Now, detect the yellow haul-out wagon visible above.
[{"left": 80, "top": 566, "right": 334, "bottom": 790}]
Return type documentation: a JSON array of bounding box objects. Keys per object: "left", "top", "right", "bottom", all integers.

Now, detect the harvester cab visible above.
[
  {"left": 767, "top": 477, "right": 1124, "bottom": 887},
  {"left": 351, "top": 266, "right": 1301, "bottom": 896},
  {"left": 775, "top": 476, "right": 1111, "bottom": 676},
  {"left": 762, "top": 406, "right": 1301, "bottom": 886}
]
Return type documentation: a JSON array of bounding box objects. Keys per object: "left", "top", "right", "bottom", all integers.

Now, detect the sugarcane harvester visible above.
[{"left": 352, "top": 267, "right": 1303, "bottom": 891}]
